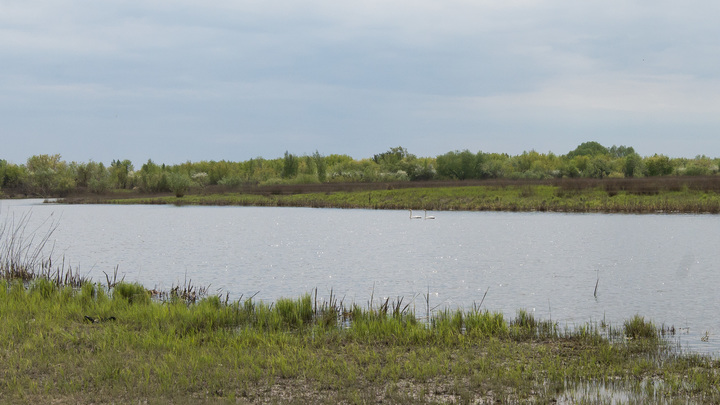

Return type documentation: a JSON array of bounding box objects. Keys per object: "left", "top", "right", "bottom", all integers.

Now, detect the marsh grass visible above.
[
  {"left": 624, "top": 315, "right": 659, "bottom": 340},
  {"left": 2, "top": 276, "right": 719, "bottom": 404},
  {"left": 84, "top": 178, "right": 720, "bottom": 213}
]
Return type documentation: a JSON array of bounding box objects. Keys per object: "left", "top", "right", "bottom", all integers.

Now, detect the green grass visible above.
[
  {"left": 1, "top": 279, "right": 719, "bottom": 404},
  {"left": 89, "top": 184, "right": 720, "bottom": 213}
]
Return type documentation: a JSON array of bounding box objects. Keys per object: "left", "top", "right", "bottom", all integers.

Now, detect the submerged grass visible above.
[{"left": 1, "top": 279, "right": 719, "bottom": 404}]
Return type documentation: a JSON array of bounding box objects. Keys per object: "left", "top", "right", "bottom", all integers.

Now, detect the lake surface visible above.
[{"left": 2, "top": 199, "right": 719, "bottom": 355}]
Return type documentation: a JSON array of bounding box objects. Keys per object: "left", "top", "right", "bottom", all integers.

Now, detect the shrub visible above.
[
  {"left": 217, "top": 176, "right": 245, "bottom": 187},
  {"left": 167, "top": 172, "right": 191, "bottom": 197}
]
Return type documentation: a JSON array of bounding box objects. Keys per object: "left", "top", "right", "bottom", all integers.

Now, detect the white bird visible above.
[
  {"left": 409, "top": 209, "right": 422, "bottom": 219},
  {"left": 424, "top": 210, "right": 435, "bottom": 220}
]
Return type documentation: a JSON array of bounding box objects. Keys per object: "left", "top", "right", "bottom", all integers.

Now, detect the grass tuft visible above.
[
  {"left": 113, "top": 282, "right": 151, "bottom": 305},
  {"left": 624, "top": 314, "right": 659, "bottom": 340}
]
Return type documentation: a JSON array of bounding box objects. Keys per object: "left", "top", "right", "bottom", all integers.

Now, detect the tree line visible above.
[{"left": 1, "top": 142, "right": 719, "bottom": 197}]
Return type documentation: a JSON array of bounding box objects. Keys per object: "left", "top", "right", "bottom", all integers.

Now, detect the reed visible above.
[{"left": 0, "top": 210, "right": 87, "bottom": 288}]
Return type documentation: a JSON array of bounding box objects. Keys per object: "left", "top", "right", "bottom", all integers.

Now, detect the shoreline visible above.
[
  {"left": 56, "top": 181, "right": 720, "bottom": 214},
  {"left": 2, "top": 278, "right": 719, "bottom": 404}
]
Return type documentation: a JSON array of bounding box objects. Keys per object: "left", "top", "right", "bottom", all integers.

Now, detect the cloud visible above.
[{"left": 1, "top": 0, "right": 720, "bottom": 163}]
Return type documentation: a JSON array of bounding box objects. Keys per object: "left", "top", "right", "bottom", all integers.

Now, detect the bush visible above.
[
  {"left": 217, "top": 176, "right": 245, "bottom": 187},
  {"left": 288, "top": 173, "right": 320, "bottom": 185},
  {"left": 167, "top": 172, "right": 191, "bottom": 197}
]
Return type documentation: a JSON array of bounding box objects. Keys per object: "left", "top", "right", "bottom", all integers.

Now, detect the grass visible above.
[
  {"left": 62, "top": 177, "right": 720, "bottom": 214},
  {"left": 1, "top": 278, "right": 719, "bottom": 404},
  {"left": 624, "top": 315, "right": 659, "bottom": 340}
]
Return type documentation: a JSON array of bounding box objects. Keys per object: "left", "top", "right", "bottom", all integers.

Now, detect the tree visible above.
[
  {"left": 313, "top": 151, "right": 327, "bottom": 182},
  {"left": 566, "top": 141, "right": 608, "bottom": 158},
  {"left": 282, "top": 151, "right": 299, "bottom": 179},
  {"left": 138, "top": 160, "right": 169, "bottom": 192},
  {"left": 372, "top": 146, "right": 410, "bottom": 172},
  {"left": 436, "top": 150, "right": 482, "bottom": 180},
  {"left": 644, "top": 154, "right": 673, "bottom": 177},
  {"left": 167, "top": 172, "right": 191, "bottom": 197},
  {"left": 110, "top": 159, "right": 134, "bottom": 189},
  {"left": 587, "top": 156, "right": 612, "bottom": 178},
  {"left": 87, "top": 162, "right": 112, "bottom": 194},
  {"left": 608, "top": 145, "right": 636, "bottom": 158},
  {"left": 623, "top": 153, "right": 642, "bottom": 178},
  {"left": 25, "top": 154, "right": 75, "bottom": 196},
  {"left": 0, "top": 160, "right": 26, "bottom": 189}
]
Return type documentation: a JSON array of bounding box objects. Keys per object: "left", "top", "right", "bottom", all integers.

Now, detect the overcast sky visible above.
[{"left": 2, "top": 0, "right": 720, "bottom": 165}]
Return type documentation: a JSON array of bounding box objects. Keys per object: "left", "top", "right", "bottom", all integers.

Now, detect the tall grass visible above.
[{"left": 624, "top": 315, "right": 659, "bottom": 340}]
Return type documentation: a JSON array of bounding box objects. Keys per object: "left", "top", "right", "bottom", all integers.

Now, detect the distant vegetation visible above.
[{"left": 2, "top": 142, "right": 719, "bottom": 198}]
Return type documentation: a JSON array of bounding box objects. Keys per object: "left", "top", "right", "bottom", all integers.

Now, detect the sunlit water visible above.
[{"left": 2, "top": 199, "right": 719, "bottom": 355}]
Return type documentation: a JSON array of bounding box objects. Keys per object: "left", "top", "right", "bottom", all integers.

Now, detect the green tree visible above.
[
  {"left": 566, "top": 141, "right": 608, "bottom": 158},
  {"left": 167, "top": 172, "right": 191, "bottom": 197},
  {"left": 408, "top": 157, "right": 436, "bottom": 181},
  {"left": 87, "top": 162, "right": 112, "bottom": 194},
  {"left": 643, "top": 154, "right": 673, "bottom": 176},
  {"left": 586, "top": 156, "right": 612, "bottom": 178},
  {"left": 484, "top": 153, "right": 509, "bottom": 178},
  {"left": 608, "top": 145, "right": 636, "bottom": 158},
  {"left": 25, "top": 154, "right": 76, "bottom": 196},
  {"left": 680, "top": 155, "right": 718, "bottom": 176},
  {"left": 0, "top": 160, "right": 26, "bottom": 189},
  {"left": 373, "top": 146, "right": 410, "bottom": 173},
  {"left": 313, "top": 151, "right": 327, "bottom": 182},
  {"left": 110, "top": 159, "right": 134, "bottom": 189},
  {"left": 137, "top": 160, "right": 169, "bottom": 192},
  {"left": 623, "top": 153, "right": 642, "bottom": 178},
  {"left": 282, "top": 151, "right": 299, "bottom": 179},
  {"left": 436, "top": 150, "right": 482, "bottom": 180}
]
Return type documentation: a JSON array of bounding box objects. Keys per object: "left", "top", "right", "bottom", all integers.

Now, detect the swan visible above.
[
  {"left": 409, "top": 209, "right": 422, "bottom": 219},
  {"left": 424, "top": 210, "right": 435, "bottom": 220}
]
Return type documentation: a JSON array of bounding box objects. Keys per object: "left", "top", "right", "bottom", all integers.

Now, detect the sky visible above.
[{"left": 2, "top": 0, "right": 720, "bottom": 165}]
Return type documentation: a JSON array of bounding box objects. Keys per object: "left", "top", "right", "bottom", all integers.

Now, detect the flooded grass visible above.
[{"left": 1, "top": 275, "right": 719, "bottom": 404}]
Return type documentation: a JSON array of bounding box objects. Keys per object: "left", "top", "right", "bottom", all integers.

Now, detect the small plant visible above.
[
  {"left": 29, "top": 277, "right": 56, "bottom": 299},
  {"left": 514, "top": 309, "right": 537, "bottom": 329},
  {"left": 465, "top": 310, "right": 507, "bottom": 337},
  {"left": 624, "top": 315, "right": 658, "bottom": 340},
  {"left": 113, "top": 282, "right": 150, "bottom": 305}
]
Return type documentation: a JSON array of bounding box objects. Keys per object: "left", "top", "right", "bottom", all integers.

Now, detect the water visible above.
[{"left": 2, "top": 199, "right": 719, "bottom": 355}]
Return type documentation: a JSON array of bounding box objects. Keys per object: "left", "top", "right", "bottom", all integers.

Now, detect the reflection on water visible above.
[
  {"left": 1, "top": 199, "right": 719, "bottom": 355},
  {"left": 558, "top": 379, "right": 674, "bottom": 405}
]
